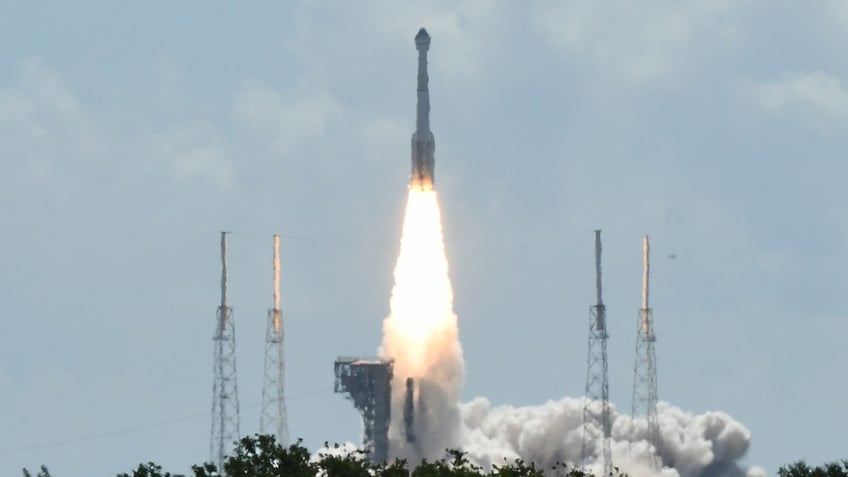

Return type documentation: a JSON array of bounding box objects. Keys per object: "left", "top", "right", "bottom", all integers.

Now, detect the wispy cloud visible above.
[
  {"left": 757, "top": 71, "right": 848, "bottom": 117},
  {"left": 232, "top": 79, "right": 343, "bottom": 157},
  {"left": 148, "top": 123, "right": 233, "bottom": 187},
  {"left": 0, "top": 59, "right": 100, "bottom": 171},
  {"left": 534, "top": 0, "right": 741, "bottom": 84}
]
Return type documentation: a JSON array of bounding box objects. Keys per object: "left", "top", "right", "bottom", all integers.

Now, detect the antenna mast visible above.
[
  {"left": 261, "top": 234, "right": 289, "bottom": 445},
  {"left": 210, "top": 231, "right": 240, "bottom": 471},
  {"left": 631, "top": 235, "right": 661, "bottom": 468},
  {"left": 582, "top": 230, "right": 612, "bottom": 475}
]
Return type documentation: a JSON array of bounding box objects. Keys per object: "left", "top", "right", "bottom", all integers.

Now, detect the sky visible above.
[{"left": 1, "top": 1, "right": 846, "bottom": 475}]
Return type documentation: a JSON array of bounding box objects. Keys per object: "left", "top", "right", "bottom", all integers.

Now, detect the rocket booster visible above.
[{"left": 410, "top": 28, "right": 435, "bottom": 191}]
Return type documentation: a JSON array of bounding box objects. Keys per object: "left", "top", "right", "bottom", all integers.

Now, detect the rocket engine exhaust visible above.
[{"left": 380, "top": 188, "right": 463, "bottom": 461}]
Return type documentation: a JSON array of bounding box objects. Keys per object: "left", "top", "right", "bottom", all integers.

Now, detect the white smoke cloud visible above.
[{"left": 456, "top": 397, "right": 761, "bottom": 477}]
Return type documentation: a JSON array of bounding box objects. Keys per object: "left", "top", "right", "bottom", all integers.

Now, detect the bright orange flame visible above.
[
  {"left": 380, "top": 188, "right": 464, "bottom": 459},
  {"left": 381, "top": 188, "right": 461, "bottom": 382}
]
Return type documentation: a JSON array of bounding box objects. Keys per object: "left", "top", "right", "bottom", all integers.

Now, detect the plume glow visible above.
[{"left": 380, "top": 188, "right": 464, "bottom": 460}]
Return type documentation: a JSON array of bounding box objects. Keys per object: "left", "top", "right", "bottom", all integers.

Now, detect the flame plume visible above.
[{"left": 380, "top": 189, "right": 464, "bottom": 461}]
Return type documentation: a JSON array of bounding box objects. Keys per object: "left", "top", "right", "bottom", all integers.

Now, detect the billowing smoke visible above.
[
  {"left": 460, "top": 398, "right": 765, "bottom": 477},
  {"left": 377, "top": 190, "right": 762, "bottom": 477}
]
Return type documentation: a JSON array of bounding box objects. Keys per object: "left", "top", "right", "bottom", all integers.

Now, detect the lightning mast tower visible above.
[
  {"left": 631, "top": 235, "right": 661, "bottom": 469},
  {"left": 210, "top": 231, "right": 240, "bottom": 471},
  {"left": 260, "top": 234, "right": 288, "bottom": 445},
  {"left": 582, "top": 230, "right": 613, "bottom": 475}
]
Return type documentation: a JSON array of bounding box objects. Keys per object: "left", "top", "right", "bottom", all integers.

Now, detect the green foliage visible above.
[
  {"left": 192, "top": 437, "right": 622, "bottom": 477},
  {"left": 315, "top": 446, "right": 371, "bottom": 477},
  {"left": 778, "top": 460, "right": 848, "bottom": 477},
  {"left": 491, "top": 457, "right": 545, "bottom": 477},
  {"left": 181, "top": 436, "right": 591, "bottom": 477},
  {"left": 101, "top": 435, "right": 842, "bottom": 477},
  {"left": 116, "top": 462, "right": 175, "bottom": 477},
  {"left": 548, "top": 461, "right": 608, "bottom": 477},
  {"left": 113, "top": 436, "right": 634, "bottom": 477},
  {"left": 192, "top": 435, "right": 316, "bottom": 477},
  {"left": 21, "top": 466, "right": 52, "bottom": 477},
  {"left": 410, "top": 449, "right": 484, "bottom": 477},
  {"left": 24, "top": 435, "right": 848, "bottom": 477},
  {"left": 376, "top": 458, "right": 412, "bottom": 477}
]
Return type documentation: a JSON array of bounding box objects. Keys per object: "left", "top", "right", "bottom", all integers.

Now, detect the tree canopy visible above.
[
  {"left": 22, "top": 437, "right": 848, "bottom": 477},
  {"left": 115, "top": 435, "right": 602, "bottom": 477},
  {"left": 778, "top": 461, "right": 848, "bottom": 477}
]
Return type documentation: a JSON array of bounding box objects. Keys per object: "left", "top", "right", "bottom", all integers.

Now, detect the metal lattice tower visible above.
[
  {"left": 260, "top": 234, "right": 288, "bottom": 445},
  {"left": 210, "top": 231, "right": 240, "bottom": 471},
  {"left": 631, "top": 235, "right": 661, "bottom": 469},
  {"left": 582, "top": 230, "right": 613, "bottom": 475}
]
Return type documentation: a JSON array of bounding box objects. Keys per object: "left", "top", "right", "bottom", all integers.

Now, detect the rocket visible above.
[{"left": 410, "top": 28, "right": 435, "bottom": 191}]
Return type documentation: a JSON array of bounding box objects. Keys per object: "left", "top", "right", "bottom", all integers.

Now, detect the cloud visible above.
[
  {"left": 368, "top": 1, "right": 510, "bottom": 83},
  {"left": 825, "top": 0, "right": 848, "bottom": 27},
  {"left": 0, "top": 59, "right": 100, "bottom": 178},
  {"left": 0, "top": 58, "right": 238, "bottom": 190},
  {"left": 533, "top": 0, "right": 740, "bottom": 84},
  {"left": 232, "top": 79, "right": 343, "bottom": 157},
  {"left": 282, "top": 0, "right": 517, "bottom": 93},
  {"left": 0, "top": 87, "right": 50, "bottom": 168},
  {"left": 147, "top": 123, "right": 233, "bottom": 187},
  {"left": 757, "top": 71, "right": 848, "bottom": 117},
  {"left": 362, "top": 117, "right": 406, "bottom": 165}
]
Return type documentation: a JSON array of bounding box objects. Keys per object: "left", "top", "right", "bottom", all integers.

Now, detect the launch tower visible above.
[
  {"left": 210, "top": 231, "right": 240, "bottom": 471},
  {"left": 334, "top": 357, "right": 393, "bottom": 463},
  {"left": 582, "top": 230, "right": 613, "bottom": 475},
  {"left": 631, "top": 235, "right": 661, "bottom": 468},
  {"left": 260, "top": 234, "right": 288, "bottom": 445}
]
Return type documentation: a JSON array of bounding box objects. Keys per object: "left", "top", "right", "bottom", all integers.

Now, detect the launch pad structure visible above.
[
  {"left": 210, "top": 232, "right": 240, "bottom": 471},
  {"left": 261, "top": 234, "right": 288, "bottom": 445},
  {"left": 334, "top": 357, "right": 394, "bottom": 463},
  {"left": 631, "top": 235, "right": 661, "bottom": 469},
  {"left": 582, "top": 230, "right": 613, "bottom": 475}
]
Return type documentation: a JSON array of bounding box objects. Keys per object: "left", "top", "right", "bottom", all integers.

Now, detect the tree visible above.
[
  {"left": 779, "top": 461, "right": 848, "bottom": 477},
  {"left": 117, "top": 462, "right": 178, "bottom": 477},
  {"left": 315, "top": 446, "right": 372, "bottom": 477},
  {"left": 114, "top": 435, "right": 631, "bottom": 477},
  {"left": 410, "top": 449, "right": 484, "bottom": 477},
  {"left": 21, "top": 466, "right": 52, "bottom": 477},
  {"left": 192, "top": 435, "right": 316, "bottom": 477},
  {"left": 27, "top": 437, "right": 848, "bottom": 477}
]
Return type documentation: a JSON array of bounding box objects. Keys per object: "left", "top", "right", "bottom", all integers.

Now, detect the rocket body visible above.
[
  {"left": 410, "top": 28, "right": 435, "bottom": 191},
  {"left": 411, "top": 130, "right": 435, "bottom": 191}
]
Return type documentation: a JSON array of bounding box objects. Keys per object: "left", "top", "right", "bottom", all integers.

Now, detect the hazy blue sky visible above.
[{"left": 2, "top": 1, "right": 846, "bottom": 475}]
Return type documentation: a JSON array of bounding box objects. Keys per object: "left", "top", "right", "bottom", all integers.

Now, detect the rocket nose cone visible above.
[{"left": 415, "top": 28, "right": 431, "bottom": 49}]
